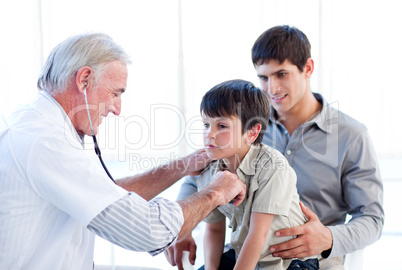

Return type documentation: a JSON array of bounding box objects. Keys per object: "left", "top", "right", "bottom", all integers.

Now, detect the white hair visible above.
[{"left": 37, "top": 33, "right": 131, "bottom": 93}]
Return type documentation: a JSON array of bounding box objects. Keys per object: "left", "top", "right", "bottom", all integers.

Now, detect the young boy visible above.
[{"left": 196, "top": 79, "right": 318, "bottom": 270}]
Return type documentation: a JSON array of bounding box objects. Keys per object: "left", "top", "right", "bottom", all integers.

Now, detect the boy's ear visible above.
[{"left": 246, "top": 123, "right": 262, "bottom": 145}]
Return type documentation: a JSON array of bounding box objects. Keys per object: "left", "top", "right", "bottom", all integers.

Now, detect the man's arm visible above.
[
  {"left": 203, "top": 219, "right": 226, "bottom": 270},
  {"left": 88, "top": 192, "right": 184, "bottom": 253},
  {"left": 325, "top": 129, "right": 384, "bottom": 257},
  {"left": 89, "top": 170, "right": 245, "bottom": 256},
  {"left": 235, "top": 212, "right": 274, "bottom": 270},
  {"left": 176, "top": 175, "right": 198, "bottom": 200},
  {"left": 177, "top": 171, "right": 245, "bottom": 239},
  {"left": 117, "top": 150, "right": 208, "bottom": 201},
  {"left": 164, "top": 176, "right": 198, "bottom": 269},
  {"left": 270, "top": 129, "right": 384, "bottom": 259}
]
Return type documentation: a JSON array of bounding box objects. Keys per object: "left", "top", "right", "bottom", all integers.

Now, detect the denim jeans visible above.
[
  {"left": 198, "top": 249, "right": 319, "bottom": 270},
  {"left": 287, "top": 258, "right": 319, "bottom": 270},
  {"left": 197, "top": 249, "right": 236, "bottom": 270}
]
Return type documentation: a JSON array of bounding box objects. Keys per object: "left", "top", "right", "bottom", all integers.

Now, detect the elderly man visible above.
[{"left": 0, "top": 33, "right": 245, "bottom": 270}]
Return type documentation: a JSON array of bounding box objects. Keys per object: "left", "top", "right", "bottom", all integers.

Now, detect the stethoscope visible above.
[{"left": 83, "top": 84, "right": 116, "bottom": 184}]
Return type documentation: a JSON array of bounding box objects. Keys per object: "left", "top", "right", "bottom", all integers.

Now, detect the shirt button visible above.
[{"left": 286, "top": 150, "right": 292, "bottom": 155}]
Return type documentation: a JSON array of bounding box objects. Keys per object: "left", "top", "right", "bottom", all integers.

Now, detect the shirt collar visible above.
[
  {"left": 208, "top": 144, "right": 262, "bottom": 180},
  {"left": 269, "top": 92, "right": 337, "bottom": 134},
  {"left": 237, "top": 144, "right": 262, "bottom": 176},
  {"left": 309, "top": 93, "right": 338, "bottom": 134}
]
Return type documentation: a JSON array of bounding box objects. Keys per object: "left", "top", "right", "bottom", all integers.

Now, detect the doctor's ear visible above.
[{"left": 76, "top": 66, "right": 93, "bottom": 93}]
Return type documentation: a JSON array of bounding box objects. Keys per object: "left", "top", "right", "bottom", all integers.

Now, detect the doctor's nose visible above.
[{"left": 110, "top": 99, "right": 121, "bottom": 116}]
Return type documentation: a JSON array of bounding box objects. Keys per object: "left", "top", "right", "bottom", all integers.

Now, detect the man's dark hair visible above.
[
  {"left": 200, "top": 79, "right": 270, "bottom": 144},
  {"left": 251, "top": 25, "right": 311, "bottom": 72}
]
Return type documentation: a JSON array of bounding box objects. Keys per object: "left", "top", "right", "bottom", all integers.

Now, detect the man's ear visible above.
[
  {"left": 304, "top": 58, "right": 314, "bottom": 79},
  {"left": 75, "top": 66, "right": 93, "bottom": 93},
  {"left": 246, "top": 123, "right": 262, "bottom": 145}
]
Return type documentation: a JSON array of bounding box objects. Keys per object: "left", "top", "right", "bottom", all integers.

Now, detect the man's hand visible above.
[
  {"left": 176, "top": 171, "right": 244, "bottom": 241},
  {"left": 205, "top": 171, "right": 246, "bottom": 207},
  {"left": 270, "top": 202, "right": 333, "bottom": 258},
  {"left": 181, "top": 149, "right": 210, "bottom": 176},
  {"left": 164, "top": 233, "right": 196, "bottom": 270}
]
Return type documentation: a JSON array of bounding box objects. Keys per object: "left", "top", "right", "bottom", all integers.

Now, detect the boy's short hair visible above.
[
  {"left": 251, "top": 25, "right": 311, "bottom": 72},
  {"left": 200, "top": 79, "right": 270, "bottom": 144}
]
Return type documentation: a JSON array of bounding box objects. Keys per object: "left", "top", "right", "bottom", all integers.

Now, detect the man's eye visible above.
[
  {"left": 278, "top": 72, "right": 287, "bottom": 77},
  {"left": 218, "top": 124, "right": 227, "bottom": 129},
  {"left": 258, "top": 76, "right": 268, "bottom": 81},
  {"left": 203, "top": 123, "right": 210, "bottom": 128}
]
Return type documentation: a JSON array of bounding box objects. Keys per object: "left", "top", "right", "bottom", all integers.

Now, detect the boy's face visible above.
[
  {"left": 255, "top": 59, "right": 312, "bottom": 117},
  {"left": 202, "top": 114, "right": 250, "bottom": 162}
]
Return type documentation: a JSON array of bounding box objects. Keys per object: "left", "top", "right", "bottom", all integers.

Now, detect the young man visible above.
[
  {"left": 197, "top": 79, "right": 318, "bottom": 270},
  {"left": 165, "top": 25, "right": 384, "bottom": 270}
]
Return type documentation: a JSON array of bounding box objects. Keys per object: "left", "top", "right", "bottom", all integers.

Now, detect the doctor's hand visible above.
[
  {"left": 270, "top": 202, "right": 333, "bottom": 258},
  {"left": 164, "top": 233, "right": 197, "bottom": 270},
  {"left": 181, "top": 149, "right": 210, "bottom": 176},
  {"left": 205, "top": 171, "right": 246, "bottom": 207}
]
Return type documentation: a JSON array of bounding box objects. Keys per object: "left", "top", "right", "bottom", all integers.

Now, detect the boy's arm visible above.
[
  {"left": 204, "top": 218, "right": 226, "bottom": 270},
  {"left": 234, "top": 212, "right": 274, "bottom": 270}
]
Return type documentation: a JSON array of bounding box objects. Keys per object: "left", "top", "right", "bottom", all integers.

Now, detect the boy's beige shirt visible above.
[{"left": 197, "top": 143, "right": 308, "bottom": 270}]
